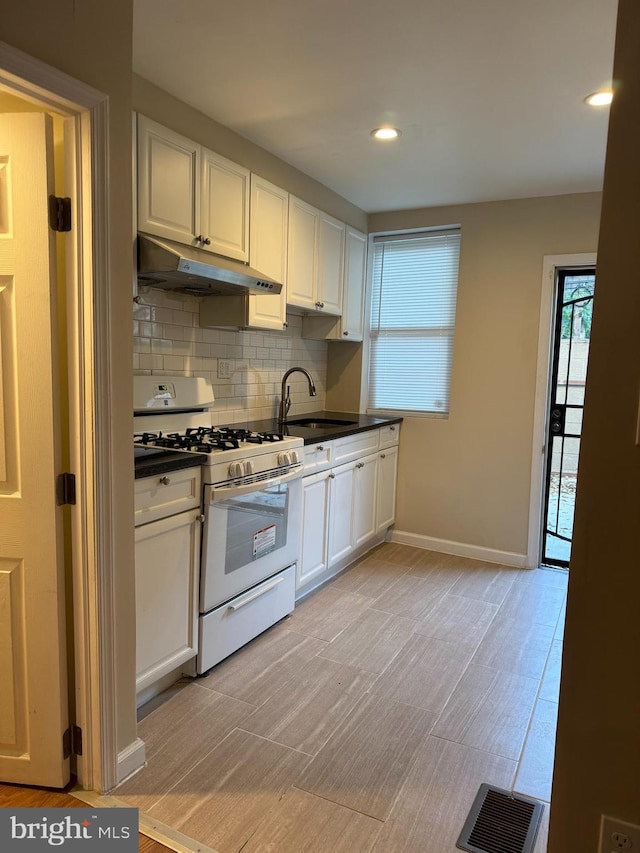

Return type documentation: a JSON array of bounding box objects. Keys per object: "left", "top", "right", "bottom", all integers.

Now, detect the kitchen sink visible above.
[{"left": 285, "top": 417, "right": 358, "bottom": 428}]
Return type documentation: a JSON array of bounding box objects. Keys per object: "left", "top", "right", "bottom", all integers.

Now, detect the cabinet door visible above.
[
  {"left": 353, "top": 453, "right": 378, "bottom": 548},
  {"left": 287, "top": 195, "right": 318, "bottom": 310},
  {"left": 200, "top": 148, "right": 250, "bottom": 261},
  {"left": 137, "top": 114, "right": 199, "bottom": 245},
  {"left": 341, "top": 227, "right": 367, "bottom": 340},
  {"left": 317, "top": 212, "right": 345, "bottom": 315},
  {"left": 328, "top": 461, "right": 355, "bottom": 567},
  {"left": 135, "top": 509, "right": 201, "bottom": 692},
  {"left": 248, "top": 174, "right": 288, "bottom": 330},
  {"left": 298, "top": 471, "right": 331, "bottom": 590},
  {"left": 376, "top": 445, "right": 399, "bottom": 532}
]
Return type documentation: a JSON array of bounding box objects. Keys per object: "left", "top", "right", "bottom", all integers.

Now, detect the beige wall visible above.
[
  {"left": 1, "top": 1, "right": 137, "bottom": 760},
  {"left": 367, "top": 193, "right": 601, "bottom": 558},
  {"left": 133, "top": 75, "right": 368, "bottom": 232},
  {"left": 550, "top": 0, "right": 640, "bottom": 848}
]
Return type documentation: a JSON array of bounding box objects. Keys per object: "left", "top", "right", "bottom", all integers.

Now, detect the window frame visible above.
[{"left": 361, "top": 225, "right": 461, "bottom": 418}]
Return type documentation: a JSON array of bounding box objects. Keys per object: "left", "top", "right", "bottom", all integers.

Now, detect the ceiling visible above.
[{"left": 133, "top": 0, "right": 618, "bottom": 214}]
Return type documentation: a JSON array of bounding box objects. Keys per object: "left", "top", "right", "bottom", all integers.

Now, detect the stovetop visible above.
[{"left": 134, "top": 426, "right": 292, "bottom": 454}]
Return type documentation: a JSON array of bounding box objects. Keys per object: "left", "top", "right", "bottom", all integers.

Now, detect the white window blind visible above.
[{"left": 368, "top": 228, "right": 461, "bottom": 415}]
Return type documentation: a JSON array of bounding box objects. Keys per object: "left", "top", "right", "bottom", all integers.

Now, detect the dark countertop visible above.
[
  {"left": 241, "top": 411, "right": 403, "bottom": 446},
  {"left": 134, "top": 445, "right": 208, "bottom": 479}
]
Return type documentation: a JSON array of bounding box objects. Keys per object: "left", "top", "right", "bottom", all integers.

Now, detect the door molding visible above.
[
  {"left": 527, "top": 253, "right": 597, "bottom": 569},
  {"left": 0, "top": 40, "right": 116, "bottom": 792}
]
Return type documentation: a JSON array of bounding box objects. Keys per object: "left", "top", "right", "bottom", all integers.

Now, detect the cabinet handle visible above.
[
  {"left": 316, "top": 445, "right": 324, "bottom": 451},
  {"left": 356, "top": 462, "right": 364, "bottom": 469},
  {"left": 380, "top": 453, "right": 386, "bottom": 459},
  {"left": 196, "top": 235, "right": 211, "bottom": 246},
  {"left": 343, "top": 330, "right": 349, "bottom": 336},
  {"left": 197, "top": 513, "right": 205, "bottom": 522},
  {"left": 319, "top": 301, "right": 325, "bottom": 308},
  {"left": 329, "top": 472, "right": 335, "bottom": 479},
  {"left": 203, "top": 236, "right": 211, "bottom": 245},
  {"left": 390, "top": 426, "right": 396, "bottom": 431},
  {"left": 159, "top": 476, "right": 171, "bottom": 485}
]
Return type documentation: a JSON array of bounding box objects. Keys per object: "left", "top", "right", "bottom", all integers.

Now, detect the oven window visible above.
[{"left": 216, "top": 483, "right": 290, "bottom": 575}]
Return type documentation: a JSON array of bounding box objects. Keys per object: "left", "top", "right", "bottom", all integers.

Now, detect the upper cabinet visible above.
[
  {"left": 137, "top": 115, "right": 249, "bottom": 262},
  {"left": 287, "top": 197, "right": 345, "bottom": 316},
  {"left": 248, "top": 174, "right": 289, "bottom": 330},
  {"left": 302, "top": 226, "right": 367, "bottom": 341}
]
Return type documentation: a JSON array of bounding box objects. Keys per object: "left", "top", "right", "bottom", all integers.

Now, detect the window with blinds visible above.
[{"left": 368, "top": 228, "right": 461, "bottom": 416}]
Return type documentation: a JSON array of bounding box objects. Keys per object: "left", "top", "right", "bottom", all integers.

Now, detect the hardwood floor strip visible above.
[
  {"left": 298, "top": 693, "right": 437, "bottom": 820},
  {"left": 146, "top": 729, "right": 310, "bottom": 853},
  {"left": 318, "top": 607, "right": 417, "bottom": 674},
  {"left": 370, "top": 737, "right": 516, "bottom": 853},
  {"left": 241, "top": 786, "right": 383, "bottom": 852}
]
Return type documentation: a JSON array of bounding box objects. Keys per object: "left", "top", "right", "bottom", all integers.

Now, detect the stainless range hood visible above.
[{"left": 137, "top": 233, "right": 282, "bottom": 296}]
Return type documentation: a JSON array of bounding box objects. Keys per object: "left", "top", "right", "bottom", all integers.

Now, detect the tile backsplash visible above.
[{"left": 133, "top": 288, "right": 328, "bottom": 425}]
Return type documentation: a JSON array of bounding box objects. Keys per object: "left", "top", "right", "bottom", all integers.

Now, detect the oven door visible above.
[{"left": 200, "top": 467, "right": 302, "bottom": 612}]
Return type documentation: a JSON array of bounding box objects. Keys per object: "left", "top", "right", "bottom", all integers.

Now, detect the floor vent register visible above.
[{"left": 456, "top": 784, "right": 544, "bottom": 853}]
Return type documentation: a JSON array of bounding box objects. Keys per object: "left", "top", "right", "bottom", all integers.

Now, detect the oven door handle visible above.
[
  {"left": 227, "top": 576, "right": 284, "bottom": 611},
  {"left": 208, "top": 465, "right": 303, "bottom": 501}
]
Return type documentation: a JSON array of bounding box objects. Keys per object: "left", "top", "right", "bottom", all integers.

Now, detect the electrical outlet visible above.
[
  {"left": 600, "top": 816, "right": 640, "bottom": 853},
  {"left": 218, "top": 359, "right": 231, "bottom": 379}
]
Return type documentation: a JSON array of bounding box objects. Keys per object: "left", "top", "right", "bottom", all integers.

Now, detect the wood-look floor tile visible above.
[
  {"left": 414, "top": 593, "right": 498, "bottom": 649},
  {"left": 514, "top": 699, "right": 558, "bottom": 802},
  {"left": 115, "top": 684, "right": 254, "bottom": 811},
  {"left": 534, "top": 805, "right": 550, "bottom": 853},
  {"left": 448, "top": 564, "right": 519, "bottom": 604},
  {"left": 198, "top": 627, "right": 326, "bottom": 705},
  {"left": 373, "top": 542, "right": 426, "bottom": 567},
  {"left": 371, "top": 573, "right": 448, "bottom": 620},
  {"left": 539, "top": 639, "right": 563, "bottom": 702},
  {"left": 319, "top": 607, "right": 417, "bottom": 674},
  {"left": 241, "top": 656, "right": 376, "bottom": 755},
  {"left": 517, "top": 566, "right": 569, "bottom": 590},
  {"left": 147, "top": 729, "right": 310, "bottom": 853},
  {"left": 370, "top": 737, "right": 516, "bottom": 853},
  {"left": 407, "top": 550, "right": 466, "bottom": 586},
  {"left": 371, "top": 634, "right": 474, "bottom": 713},
  {"left": 498, "top": 581, "right": 566, "bottom": 627},
  {"left": 332, "top": 557, "right": 411, "bottom": 599},
  {"left": 554, "top": 598, "right": 566, "bottom": 640},
  {"left": 242, "top": 786, "right": 382, "bottom": 852},
  {"left": 471, "top": 615, "right": 555, "bottom": 679},
  {"left": 285, "top": 587, "right": 370, "bottom": 641},
  {"left": 433, "top": 664, "right": 539, "bottom": 759},
  {"left": 298, "top": 693, "right": 437, "bottom": 820}
]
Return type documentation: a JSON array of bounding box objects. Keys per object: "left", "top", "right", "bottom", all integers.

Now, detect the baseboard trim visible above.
[
  {"left": 389, "top": 530, "right": 528, "bottom": 568},
  {"left": 116, "top": 737, "right": 146, "bottom": 786}
]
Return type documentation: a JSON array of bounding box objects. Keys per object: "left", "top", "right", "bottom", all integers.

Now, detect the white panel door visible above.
[
  {"left": 297, "top": 471, "right": 331, "bottom": 590},
  {"left": 353, "top": 453, "right": 378, "bottom": 548},
  {"left": 327, "top": 462, "right": 355, "bottom": 567},
  {"left": 0, "top": 113, "right": 69, "bottom": 787},
  {"left": 287, "top": 195, "right": 318, "bottom": 310},
  {"left": 376, "top": 446, "right": 399, "bottom": 532},
  {"left": 137, "top": 114, "right": 199, "bottom": 245},
  {"left": 317, "top": 212, "right": 345, "bottom": 315},
  {"left": 341, "top": 227, "right": 367, "bottom": 340},
  {"left": 248, "top": 174, "right": 288, "bottom": 330},
  {"left": 200, "top": 149, "right": 250, "bottom": 261}
]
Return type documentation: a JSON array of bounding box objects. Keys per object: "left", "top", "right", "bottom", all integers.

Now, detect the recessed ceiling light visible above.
[
  {"left": 371, "top": 127, "right": 401, "bottom": 140},
  {"left": 584, "top": 90, "right": 613, "bottom": 107}
]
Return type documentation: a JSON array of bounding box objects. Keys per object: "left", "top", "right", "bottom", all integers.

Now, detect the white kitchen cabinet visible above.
[
  {"left": 137, "top": 115, "right": 250, "bottom": 262},
  {"left": 134, "top": 505, "right": 201, "bottom": 693},
  {"left": 327, "top": 461, "right": 356, "bottom": 568},
  {"left": 287, "top": 195, "right": 319, "bottom": 310},
  {"left": 302, "top": 226, "right": 367, "bottom": 341},
  {"left": 298, "top": 470, "right": 332, "bottom": 588},
  {"left": 201, "top": 148, "right": 250, "bottom": 262},
  {"left": 134, "top": 465, "right": 202, "bottom": 695},
  {"left": 137, "top": 114, "right": 199, "bottom": 245},
  {"left": 317, "top": 212, "right": 345, "bottom": 315},
  {"left": 353, "top": 452, "right": 378, "bottom": 548},
  {"left": 376, "top": 445, "right": 399, "bottom": 532},
  {"left": 248, "top": 174, "right": 289, "bottom": 329}
]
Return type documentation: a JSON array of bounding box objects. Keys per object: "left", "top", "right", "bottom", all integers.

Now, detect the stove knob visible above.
[
  {"left": 278, "top": 451, "right": 292, "bottom": 467},
  {"left": 245, "top": 459, "right": 254, "bottom": 475},
  {"left": 290, "top": 450, "right": 299, "bottom": 464},
  {"left": 229, "top": 461, "right": 245, "bottom": 478}
]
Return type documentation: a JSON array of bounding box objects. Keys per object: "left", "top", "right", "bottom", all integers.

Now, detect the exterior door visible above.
[
  {"left": 0, "top": 113, "right": 70, "bottom": 786},
  {"left": 541, "top": 267, "right": 596, "bottom": 567}
]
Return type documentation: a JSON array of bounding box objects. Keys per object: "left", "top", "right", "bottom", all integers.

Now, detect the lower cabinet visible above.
[
  {"left": 297, "top": 427, "right": 399, "bottom": 594},
  {"left": 134, "top": 469, "right": 202, "bottom": 695}
]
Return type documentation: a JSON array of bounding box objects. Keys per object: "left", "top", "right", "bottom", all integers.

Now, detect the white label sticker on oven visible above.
[{"left": 253, "top": 523, "right": 277, "bottom": 557}]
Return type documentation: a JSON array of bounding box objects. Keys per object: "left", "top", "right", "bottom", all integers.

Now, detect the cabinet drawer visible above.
[
  {"left": 198, "top": 565, "right": 296, "bottom": 673},
  {"left": 333, "top": 430, "right": 379, "bottom": 465},
  {"left": 135, "top": 466, "right": 202, "bottom": 525},
  {"left": 379, "top": 424, "right": 400, "bottom": 449},
  {"left": 303, "top": 440, "right": 333, "bottom": 474}
]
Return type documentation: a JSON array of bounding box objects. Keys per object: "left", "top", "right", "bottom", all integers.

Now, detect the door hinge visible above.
[
  {"left": 56, "top": 472, "right": 77, "bottom": 506},
  {"left": 48, "top": 195, "right": 72, "bottom": 232},
  {"left": 63, "top": 724, "right": 83, "bottom": 759}
]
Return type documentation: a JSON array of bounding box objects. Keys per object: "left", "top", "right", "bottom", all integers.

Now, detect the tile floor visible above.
[{"left": 115, "top": 543, "right": 566, "bottom": 853}]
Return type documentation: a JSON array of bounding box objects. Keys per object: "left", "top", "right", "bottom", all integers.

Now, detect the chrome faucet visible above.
[{"left": 279, "top": 367, "right": 317, "bottom": 423}]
